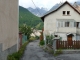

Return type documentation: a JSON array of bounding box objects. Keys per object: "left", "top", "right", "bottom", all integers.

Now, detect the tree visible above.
[{"left": 19, "top": 24, "right": 33, "bottom": 39}]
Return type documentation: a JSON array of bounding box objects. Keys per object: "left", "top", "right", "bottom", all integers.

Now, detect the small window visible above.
[
  {"left": 67, "top": 11, "right": 70, "bottom": 15},
  {"left": 65, "top": 22, "right": 69, "bottom": 27},
  {"left": 76, "top": 22, "right": 79, "bottom": 28},
  {"left": 63, "top": 11, "right": 66, "bottom": 15},
  {"left": 54, "top": 35, "right": 58, "bottom": 37}
]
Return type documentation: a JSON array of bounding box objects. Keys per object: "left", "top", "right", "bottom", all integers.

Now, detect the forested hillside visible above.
[{"left": 19, "top": 6, "right": 43, "bottom": 29}]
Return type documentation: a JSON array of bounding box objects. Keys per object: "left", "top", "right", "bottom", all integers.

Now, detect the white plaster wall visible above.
[
  {"left": 72, "top": 34, "right": 76, "bottom": 40},
  {"left": 44, "top": 4, "right": 80, "bottom": 35},
  {"left": 58, "top": 27, "right": 76, "bottom": 33},
  {"left": 57, "top": 33, "right": 67, "bottom": 41},
  {"left": 0, "top": 0, "right": 18, "bottom": 51}
]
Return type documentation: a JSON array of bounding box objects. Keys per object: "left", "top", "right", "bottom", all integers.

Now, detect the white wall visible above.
[{"left": 57, "top": 33, "right": 67, "bottom": 41}]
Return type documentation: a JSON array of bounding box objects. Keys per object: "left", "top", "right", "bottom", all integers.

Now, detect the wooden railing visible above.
[{"left": 56, "top": 40, "right": 80, "bottom": 49}]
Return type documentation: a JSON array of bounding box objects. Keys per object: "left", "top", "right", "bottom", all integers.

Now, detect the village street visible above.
[{"left": 21, "top": 40, "right": 80, "bottom": 60}]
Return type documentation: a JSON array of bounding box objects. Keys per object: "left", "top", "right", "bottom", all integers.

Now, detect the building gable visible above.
[{"left": 41, "top": 1, "right": 80, "bottom": 21}]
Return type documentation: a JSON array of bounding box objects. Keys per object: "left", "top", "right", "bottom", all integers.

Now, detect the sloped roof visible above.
[
  {"left": 41, "top": 1, "right": 80, "bottom": 22},
  {"left": 75, "top": 6, "right": 80, "bottom": 13}
]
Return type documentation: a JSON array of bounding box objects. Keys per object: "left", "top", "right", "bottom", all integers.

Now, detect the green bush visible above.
[
  {"left": 35, "top": 36, "right": 39, "bottom": 39},
  {"left": 54, "top": 49, "right": 62, "bottom": 56},
  {"left": 29, "top": 36, "right": 36, "bottom": 41},
  {"left": 39, "top": 40, "right": 45, "bottom": 45},
  {"left": 56, "top": 50, "right": 62, "bottom": 54},
  {"left": 7, "top": 41, "right": 29, "bottom": 60},
  {"left": 46, "top": 35, "right": 54, "bottom": 46}
]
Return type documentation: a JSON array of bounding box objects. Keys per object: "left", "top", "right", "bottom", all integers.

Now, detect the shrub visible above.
[
  {"left": 46, "top": 35, "right": 54, "bottom": 46},
  {"left": 35, "top": 36, "right": 39, "bottom": 40},
  {"left": 29, "top": 36, "right": 36, "bottom": 41},
  {"left": 39, "top": 40, "right": 45, "bottom": 45},
  {"left": 54, "top": 49, "right": 62, "bottom": 56},
  {"left": 7, "top": 41, "right": 29, "bottom": 60}
]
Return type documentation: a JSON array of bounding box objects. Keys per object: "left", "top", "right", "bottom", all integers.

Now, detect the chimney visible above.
[
  {"left": 59, "top": 1, "right": 63, "bottom": 6},
  {"left": 73, "top": 2, "right": 78, "bottom": 8}
]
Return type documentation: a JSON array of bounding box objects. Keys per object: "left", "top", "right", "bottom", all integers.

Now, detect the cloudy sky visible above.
[{"left": 19, "top": 0, "right": 78, "bottom": 10}]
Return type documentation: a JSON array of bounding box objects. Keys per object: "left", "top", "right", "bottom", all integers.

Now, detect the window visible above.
[
  {"left": 58, "top": 20, "right": 75, "bottom": 27},
  {"left": 65, "top": 22, "right": 69, "bottom": 27},
  {"left": 67, "top": 11, "right": 70, "bottom": 15},
  {"left": 63, "top": 11, "right": 66, "bottom": 15},
  {"left": 54, "top": 35, "right": 58, "bottom": 37},
  {"left": 76, "top": 22, "right": 80, "bottom": 28},
  {"left": 62, "top": 11, "right": 70, "bottom": 15},
  {"left": 76, "top": 22, "right": 79, "bottom": 28}
]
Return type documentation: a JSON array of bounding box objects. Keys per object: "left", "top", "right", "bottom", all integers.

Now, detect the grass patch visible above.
[
  {"left": 39, "top": 40, "right": 45, "bottom": 46},
  {"left": 43, "top": 46, "right": 54, "bottom": 54},
  {"left": 7, "top": 41, "right": 29, "bottom": 60},
  {"left": 54, "top": 49, "right": 62, "bottom": 56}
]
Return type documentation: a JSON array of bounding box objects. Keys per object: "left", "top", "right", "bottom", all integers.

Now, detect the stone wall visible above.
[{"left": 0, "top": 43, "right": 17, "bottom": 60}]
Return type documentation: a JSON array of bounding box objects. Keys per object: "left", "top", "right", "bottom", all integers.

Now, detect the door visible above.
[{"left": 67, "top": 35, "right": 72, "bottom": 46}]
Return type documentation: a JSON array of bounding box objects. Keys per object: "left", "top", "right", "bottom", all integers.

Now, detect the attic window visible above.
[
  {"left": 63, "top": 11, "right": 66, "bottom": 15},
  {"left": 67, "top": 11, "right": 70, "bottom": 15},
  {"left": 54, "top": 35, "right": 58, "bottom": 37}
]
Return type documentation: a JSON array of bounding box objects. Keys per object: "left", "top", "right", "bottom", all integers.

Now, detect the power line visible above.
[{"left": 31, "top": 0, "right": 42, "bottom": 16}]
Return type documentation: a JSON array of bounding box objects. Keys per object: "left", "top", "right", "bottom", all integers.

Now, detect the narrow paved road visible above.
[
  {"left": 20, "top": 40, "right": 56, "bottom": 60},
  {"left": 21, "top": 40, "right": 80, "bottom": 60}
]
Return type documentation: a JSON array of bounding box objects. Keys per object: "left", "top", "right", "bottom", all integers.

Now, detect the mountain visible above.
[
  {"left": 19, "top": 6, "right": 43, "bottom": 29},
  {"left": 49, "top": 3, "right": 60, "bottom": 12},
  {"left": 27, "top": 7, "right": 48, "bottom": 17},
  {"left": 76, "top": 1, "right": 80, "bottom": 5}
]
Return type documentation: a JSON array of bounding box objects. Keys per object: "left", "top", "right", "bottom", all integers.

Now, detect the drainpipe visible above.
[
  {"left": 56, "top": 21, "right": 58, "bottom": 32},
  {"left": 43, "top": 31, "right": 46, "bottom": 48}
]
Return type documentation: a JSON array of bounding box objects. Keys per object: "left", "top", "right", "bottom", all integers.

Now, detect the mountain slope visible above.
[{"left": 19, "top": 6, "right": 43, "bottom": 29}]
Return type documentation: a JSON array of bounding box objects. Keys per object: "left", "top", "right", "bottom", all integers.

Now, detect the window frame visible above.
[
  {"left": 67, "top": 11, "right": 70, "bottom": 15},
  {"left": 65, "top": 22, "right": 69, "bottom": 27},
  {"left": 63, "top": 11, "right": 66, "bottom": 15}
]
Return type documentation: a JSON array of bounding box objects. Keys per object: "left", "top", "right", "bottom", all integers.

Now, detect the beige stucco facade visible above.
[
  {"left": 0, "top": 0, "right": 18, "bottom": 51},
  {"left": 44, "top": 3, "right": 80, "bottom": 40}
]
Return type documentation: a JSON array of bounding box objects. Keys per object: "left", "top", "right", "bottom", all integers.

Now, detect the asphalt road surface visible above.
[{"left": 21, "top": 40, "right": 80, "bottom": 60}]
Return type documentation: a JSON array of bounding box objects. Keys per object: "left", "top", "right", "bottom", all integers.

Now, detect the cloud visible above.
[
  {"left": 19, "top": 0, "right": 79, "bottom": 9},
  {"left": 19, "top": 0, "right": 34, "bottom": 8}
]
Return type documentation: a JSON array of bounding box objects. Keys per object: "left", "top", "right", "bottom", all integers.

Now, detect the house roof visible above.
[
  {"left": 41, "top": 1, "right": 80, "bottom": 22},
  {"left": 74, "top": 6, "right": 80, "bottom": 13}
]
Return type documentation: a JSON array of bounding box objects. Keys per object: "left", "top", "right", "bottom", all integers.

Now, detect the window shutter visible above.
[
  {"left": 63, "top": 22, "right": 65, "bottom": 27},
  {"left": 72, "top": 22, "right": 74, "bottom": 27},
  {"left": 57, "top": 21, "right": 58, "bottom": 27},
  {"left": 74, "top": 22, "right": 76, "bottom": 27},
  {"left": 79, "top": 23, "right": 80, "bottom": 28}
]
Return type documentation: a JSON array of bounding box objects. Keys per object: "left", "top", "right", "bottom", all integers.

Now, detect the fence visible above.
[
  {"left": 22, "top": 35, "right": 27, "bottom": 44},
  {"left": 19, "top": 33, "right": 27, "bottom": 49},
  {"left": 56, "top": 40, "right": 80, "bottom": 49}
]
